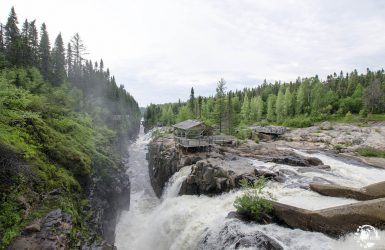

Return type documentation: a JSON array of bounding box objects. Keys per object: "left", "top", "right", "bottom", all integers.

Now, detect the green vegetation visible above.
[
  {"left": 356, "top": 147, "right": 385, "bottom": 158},
  {"left": 233, "top": 177, "right": 273, "bottom": 221},
  {"left": 0, "top": 7, "right": 141, "bottom": 247},
  {"left": 144, "top": 69, "right": 385, "bottom": 133}
]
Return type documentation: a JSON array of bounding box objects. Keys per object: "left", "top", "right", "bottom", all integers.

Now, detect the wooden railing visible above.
[{"left": 174, "top": 136, "right": 213, "bottom": 148}]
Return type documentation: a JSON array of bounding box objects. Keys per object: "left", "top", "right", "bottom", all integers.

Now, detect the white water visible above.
[{"left": 115, "top": 128, "right": 385, "bottom": 250}]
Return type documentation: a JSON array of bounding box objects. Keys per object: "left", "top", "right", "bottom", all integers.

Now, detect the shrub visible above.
[
  {"left": 233, "top": 177, "right": 273, "bottom": 221},
  {"left": 283, "top": 116, "right": 313, "bottom": 128},
  {"left": 356, "top": 147, "right": 385, "bottom": 158}
]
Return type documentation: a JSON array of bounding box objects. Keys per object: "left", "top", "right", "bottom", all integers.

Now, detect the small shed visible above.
[{"left": 172, "top": 119, "right": 213, "bottom": 148}]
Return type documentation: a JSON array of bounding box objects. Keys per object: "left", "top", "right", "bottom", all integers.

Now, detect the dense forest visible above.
[
  {"left": 144, "top": 68, "right": 385, "bottom": 136},
  {"left": 0, "top": 7, "right": 141, "bottom": 247}
]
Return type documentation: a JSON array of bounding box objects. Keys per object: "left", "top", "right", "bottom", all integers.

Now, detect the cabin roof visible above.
[{"left": 172, "top": 119, "right": 204, "bottom": 130}]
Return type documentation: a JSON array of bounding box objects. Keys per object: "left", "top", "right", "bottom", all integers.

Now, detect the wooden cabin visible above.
[{"left": 172, "top": 119, "right": 213, "bottom": 149}]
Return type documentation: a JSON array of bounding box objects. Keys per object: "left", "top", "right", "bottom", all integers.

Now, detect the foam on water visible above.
[{"left": 115, "top": 130, "right": 385, "bottom": 250}]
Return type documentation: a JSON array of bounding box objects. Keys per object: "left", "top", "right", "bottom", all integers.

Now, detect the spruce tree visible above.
[
  {"left": 28, "top": 20, "right": 39, "bottom": 67},
  {"left": 5, "top": 7, "right": 22, "bottom": 66},
  {"left": 51, "top": 33, "right": 66, "bottom": 85},
  {"left": 189, "top": 87, "right": 195, "bottom": 116},
  {"left": 215, "top": 78, "right": 226, "bottom": 133},
  {"left": 21, "top": 19, "right": 31, "bottom": 66},
  {"left": 0, "top": 23, "right": 6, "bottom": 68},
  {"left": 66, "top": 43, "right": 73, "bottom": 79},
  {"left": 39, "top": 23, "right": 51, "bottom": 80}
]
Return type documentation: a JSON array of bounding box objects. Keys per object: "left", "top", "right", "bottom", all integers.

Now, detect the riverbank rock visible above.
[
  {"left": 179, "top": 157, "right": 260, "bottom": 195},
  {"left": 309, "top": 181, "right": 385, "bottom": 200},
  {"left": 148, "top": 138, "right": 183, "bottom": 197},
  {"left": 265, "top": 154, "right": 323, "bottom": 167},
  {"left": 197, "top": 220, "right": 284, "bottom": 250},
  {"left": 272, "top": 198, "right": 385, "bottom": 236},
  {"left": 9, "top": 209, "right": 73, "bottom": 249}
]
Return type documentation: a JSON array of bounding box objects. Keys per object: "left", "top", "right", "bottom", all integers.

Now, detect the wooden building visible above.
[{"left": 172, "top": 119, "right": 213, "bottom": 149}]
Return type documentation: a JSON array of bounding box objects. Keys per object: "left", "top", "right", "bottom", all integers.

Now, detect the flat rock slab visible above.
[
  {"left": 272, "top": 198, "right": 385, "bottom": 236},
  {"left": 310, "top": 181, "right": 385, "bottom": 200}
]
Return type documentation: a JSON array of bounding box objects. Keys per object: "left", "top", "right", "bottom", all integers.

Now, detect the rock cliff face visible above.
[
  {"left": 88, "top": 158, "right": 131, "bottom": 244},
  {"left": 147, "top": 139, "right": 181, "bottom": 197}
]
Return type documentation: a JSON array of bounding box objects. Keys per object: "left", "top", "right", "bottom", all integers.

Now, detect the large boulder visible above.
[
  {"left": 272, "top": 198, "right": 385, "bottom": 236},
  {"left": 197, "top": 220, "right": 284, "bottom": 250},
  {"left": 309, "top": 181, "right": 385, "bottom": 200},
  {"left": 265, "top": 154, "right": 323, "bottom": 167}
]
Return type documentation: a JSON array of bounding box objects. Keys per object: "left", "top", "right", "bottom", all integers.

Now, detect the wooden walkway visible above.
[
  {"left": 175, "top": 135, "right": 235, "bottom": 148},
  {"left": 175, "top": 136, "right": 213, "bottom": 148}
]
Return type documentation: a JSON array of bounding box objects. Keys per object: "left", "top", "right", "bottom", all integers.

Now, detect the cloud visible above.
[{"left": 1, "top": 0, "right": 385, "bottom": 106}]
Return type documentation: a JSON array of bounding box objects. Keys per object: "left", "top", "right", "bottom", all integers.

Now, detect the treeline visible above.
[
  {"left": 0, "top": 7, "right": 141, "bottom": 247},
  {"left": 0, "top": 7, "right": 141, "bottom": 138},
  {"left": 144, "top": 69, "right": 385, "bottom": 133}
]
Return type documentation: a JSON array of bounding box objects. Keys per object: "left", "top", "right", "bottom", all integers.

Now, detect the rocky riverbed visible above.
[{"left": 147, "top": 122, "right": 385, "bottom": 244}]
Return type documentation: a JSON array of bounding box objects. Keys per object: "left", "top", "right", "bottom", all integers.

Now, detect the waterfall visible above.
[{"left": 115, "top": 129, "right": 385, "bottom": 250}]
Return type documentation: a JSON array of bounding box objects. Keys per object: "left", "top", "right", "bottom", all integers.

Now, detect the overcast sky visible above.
[{"left": 1, "top": 0, "right": 385, "bottom": 106}]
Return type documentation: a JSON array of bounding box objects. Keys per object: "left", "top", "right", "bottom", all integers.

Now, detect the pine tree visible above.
[
  {"left": 21, "top": 19, "right": 31, "bottom": 66},
  {"left": 71, "top": 33, "right": 86, "bottom": 66},
  {"left": 5, "top": 7, "right": 22, "bottom": 66},
  {"left": 51, "top": 33, "right": 66, "bottom": 85},
  {"left": 215, "top": 78, "right": 226, "bottom": 133},
  {"left": 197, "top": 96, "right": 203, "bottom": 119},
  {"left": 39, "top": 23, "right": 51, "bottom": 80},
  {"left": 0, "top": 23, "right": 6, "bottom": 68},
  {"left": 227, "top": 93, "right": 233, "bottom": 134},
  {"left": 66, "top": 43, "right": 73, "bottom": 79},
  {"left": 189, "top": 87, "right": 195, "bottom": 116},
  {"left": 28, "top": 20, "right": 39, "bottom": 67}
]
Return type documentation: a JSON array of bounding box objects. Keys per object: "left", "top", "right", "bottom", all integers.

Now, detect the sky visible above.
[{"left": 1, "top": 0, "right": 385, "bottom": 106}]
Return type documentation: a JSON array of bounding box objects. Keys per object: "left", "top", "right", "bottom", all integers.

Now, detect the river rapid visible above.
[{"left": 115, "top": 128, "right": 385, "bottom": 250}]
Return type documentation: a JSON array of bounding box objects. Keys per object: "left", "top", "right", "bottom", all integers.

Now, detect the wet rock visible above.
[
  {"left": 10, "top": 209, "right": 73, "bottom": 250},
  {"left": 266, "top": 154, "right": 323, "bottom": 167},
  {"left": 297, "top": 165, "right": 331, "bottom": 174},
  {"left": 272, "top": 198, "right": 385, "bottom": 236},
  {"left": 309, "top": 181, "right": 385, "bottom": 200},
  {"left": 148, "top": 140, "right": 182, "bottom": 197},
  {"left": 197, "top": 220, "right": 284, "bottom": 250},
  {"left": 254, "top": 169, "right": 278, "bottom": 179}
]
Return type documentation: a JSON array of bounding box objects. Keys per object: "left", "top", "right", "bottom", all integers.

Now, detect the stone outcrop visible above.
[
  {"left": 179, "top": 157, "right": 276, "bottom": 195},
  {"left": 272, "top": 198, "right": 385, "bottom": 236},
  {"left": 309, "top": 181, "right": 385, "bottom": 200},
  {"left": 147, "top": 138, "right": 182, "bottom": 197},
  {"left": 265, "top": 154, "right": 323, "bottom": 166},
  {"left": 197, "top": 220, "right": 284, "bottom": 250},
  {"left": 9, "top": 209, "right": 115, "bottom": 250},
  {"left": 10, "top": 209, "right": 74, "bottom": 250}
]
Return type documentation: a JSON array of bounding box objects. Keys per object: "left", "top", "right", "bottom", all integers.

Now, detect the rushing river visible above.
[{"left": 115, "top": 128, "right": 385, "bottom": 250}]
